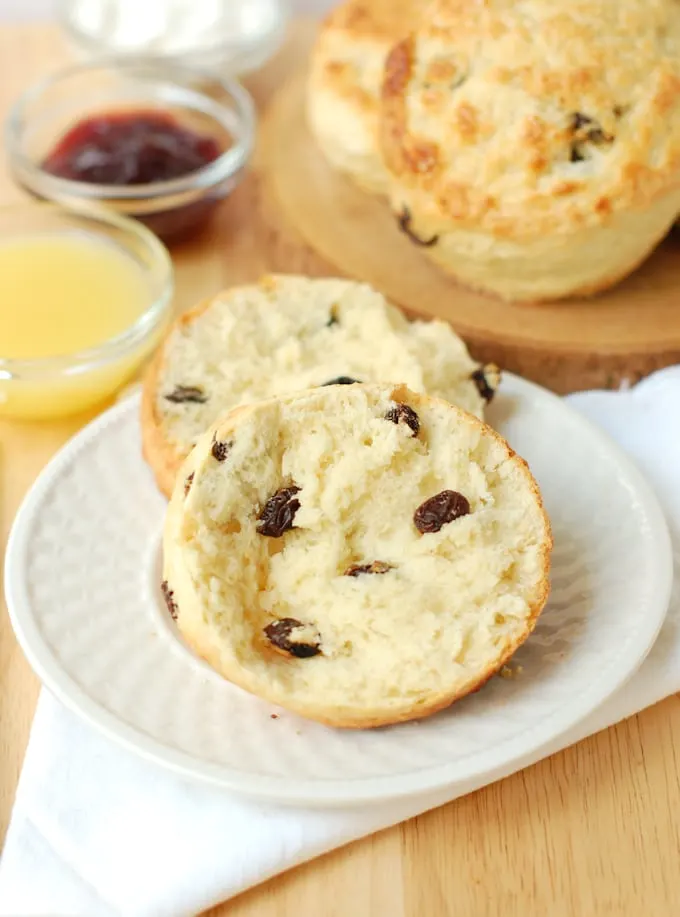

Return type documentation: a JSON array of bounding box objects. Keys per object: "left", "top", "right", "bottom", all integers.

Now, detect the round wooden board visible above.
[{"left": 255, "top": 73, "right": 680, "bottom": 393}]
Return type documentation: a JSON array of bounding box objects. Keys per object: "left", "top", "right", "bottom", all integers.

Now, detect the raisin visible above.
[
  {"left": 257, "top": 485, "right": 301, "bottom": 537},
  {"left": 345, "top": 561, "right": 393, "bottom": 577},
  {"left": 384, "top": 403, "right": 420, "bottom": 436},
  {"left": 587, "top": 127, "right": 613, "bottom": 145},
  {"left": 570, "top": 112, "right": 593, "bottom": 131},
  {"left": 471, "top": 364, "right": 500, "bottom": 402},
  {"left": 264, "top": 618, "right": 321, "bottom": 658},
  {"left": 184, "top": 472, "right": 194, "bottom": 496},
  {"left": 322, "top": 376, "right": 360, "bottom": 386},
  {"left": 568, "top": 113, "right": 613, "bottom": 157},
  {"left": 414, "top": 490, "right": 470, "bottom": 533},
  {"left": 211, "top": 437, "right": 232, "bottom": 462},
  {"left": 397, "top": 205, "right": 439, "bottom": 247},
  {"left": 161, "top": 580, "right": 178, "bottom": 620},
  {"left": 164, "top": 385, "right": 207, "bottom": 404}
]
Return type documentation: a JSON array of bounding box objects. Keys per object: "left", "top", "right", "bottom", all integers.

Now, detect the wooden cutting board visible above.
[{"left": 256, "top": 73, "right": 680, "bottom": 394}]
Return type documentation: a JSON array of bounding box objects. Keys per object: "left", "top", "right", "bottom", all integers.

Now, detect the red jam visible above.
[
  {"left": 41, "top": 110, "right": 228, "bottom": 241},
  {"left": 43, "top": 110, "right": 221, "bottom": 185}
]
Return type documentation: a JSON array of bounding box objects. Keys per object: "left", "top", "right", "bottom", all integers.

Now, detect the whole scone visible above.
[
  {"left": 163, "top": 383, "right": 552, "bottom": 728},
  {"left": 307, "top": 0, "right": 419, "bottom": 194},
  {"left": 380, "top": 0, "right": 680, "bottom": 301},
  {"left": 141, "top": 274, "right": 499, "bottom": 497}
]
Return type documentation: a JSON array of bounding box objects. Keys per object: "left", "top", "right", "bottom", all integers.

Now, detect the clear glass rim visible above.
[
  {"left": 4, "top": 56, "right": 256, "bottom": 204},
  {"left": 0, "top": 201, "right": 174, "bottom": 381},
  {"left": 56, "top": 0, "right": 289, "bottom": 62}
]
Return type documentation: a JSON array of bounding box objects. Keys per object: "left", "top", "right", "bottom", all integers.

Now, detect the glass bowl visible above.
[
  {"left": 5, "top": 59, "right": 255, "bottom": 242},
  {"left": 0, "top": 201, "right": 174, "bottom": 420},
  {"left": 58, "top": 0, "right": 289, "bottom": 77}
]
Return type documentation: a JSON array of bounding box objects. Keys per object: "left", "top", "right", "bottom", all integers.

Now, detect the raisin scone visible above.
[
  {"left": 307, "top": 0, "right": 419, "bottom": 194},
  {"left": 380, "top": 0, "right": 680, "bottom": 301},
  {"left": 162, "top": 383, "right": 551, "bottom": 728},
  {"left": 141, "top": 275, "right": 498, "bottom": 497}
]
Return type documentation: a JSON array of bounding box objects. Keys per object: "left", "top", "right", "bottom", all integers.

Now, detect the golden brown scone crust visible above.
[
  {"left": 307, "top": 0, "right": 420, "bottom": 194},
  {"left": 380, "top": 0, "right": 680, "bottom": 300},
  {"left": 141, "top": 296, "right": 214, "bottom": 500}
]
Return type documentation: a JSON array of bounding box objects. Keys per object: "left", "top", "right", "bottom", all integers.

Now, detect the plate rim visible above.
[{"left": 4, "top": 374, "right": 674, "bottom": 805}]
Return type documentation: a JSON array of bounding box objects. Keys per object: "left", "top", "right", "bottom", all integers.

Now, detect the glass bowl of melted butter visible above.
[{"left": 0, "top": 201, "right": 173, "bottom": 420}]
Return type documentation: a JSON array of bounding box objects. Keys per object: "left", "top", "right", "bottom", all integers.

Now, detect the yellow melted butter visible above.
[
  {"left": 0, "top": 230, "right": 169, "bottom": 419},
  {"left": 0, "top": 231, "right": 152, "bottom": 359}
]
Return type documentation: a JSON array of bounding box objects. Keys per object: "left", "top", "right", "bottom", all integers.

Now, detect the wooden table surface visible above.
[{"left": 1, "top": 21, "right": 679, "bottom": 917}]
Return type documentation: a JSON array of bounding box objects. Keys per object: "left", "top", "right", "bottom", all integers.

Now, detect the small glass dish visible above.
[
  {"left": 0, "top": 201, "right": 173, "bottom": 420},
  {"left": 58, "top": 0, "right": 289, "bottom": 77},
  {"left": 5, "top": 59, "right": 255, "bottom": 242}
]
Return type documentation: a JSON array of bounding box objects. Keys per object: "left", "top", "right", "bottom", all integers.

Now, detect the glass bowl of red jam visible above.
[{"left": 5, "top": 59, "right": 255, "bottom": 242}]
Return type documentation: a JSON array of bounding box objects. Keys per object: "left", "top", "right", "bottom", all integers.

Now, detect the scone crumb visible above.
[{"left": 499, "top": 663, "right": 524, "bottom": 680}]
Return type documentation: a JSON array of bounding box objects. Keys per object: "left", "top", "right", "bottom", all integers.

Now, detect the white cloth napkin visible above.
[{"left": 1, "top": 366, "right": 679, "bottom": 917}]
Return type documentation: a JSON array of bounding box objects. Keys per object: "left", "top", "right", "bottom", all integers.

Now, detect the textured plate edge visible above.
[{"left": 3, "top": 377, "right": 674, "bottom": 806}]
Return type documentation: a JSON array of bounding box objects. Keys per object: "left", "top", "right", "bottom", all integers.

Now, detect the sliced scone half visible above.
[
  {"left": 163, "top": 382, "right": 551, "bottom": 728},
  {"left": 142, "top": 274, "right": 498, "bottom": 497}
]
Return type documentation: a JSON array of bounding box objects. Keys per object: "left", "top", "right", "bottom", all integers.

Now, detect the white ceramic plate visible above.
[{"left": 5, "top": 375, "right": 673, "bottom": 806}]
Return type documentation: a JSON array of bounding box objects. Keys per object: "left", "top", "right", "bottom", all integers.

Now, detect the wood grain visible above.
[
  {"left": 1, "top": 21, "right": 680, "bottom": 917},
  {"left": 256, "top": 72, "right": 680, "bottom": 394}
]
